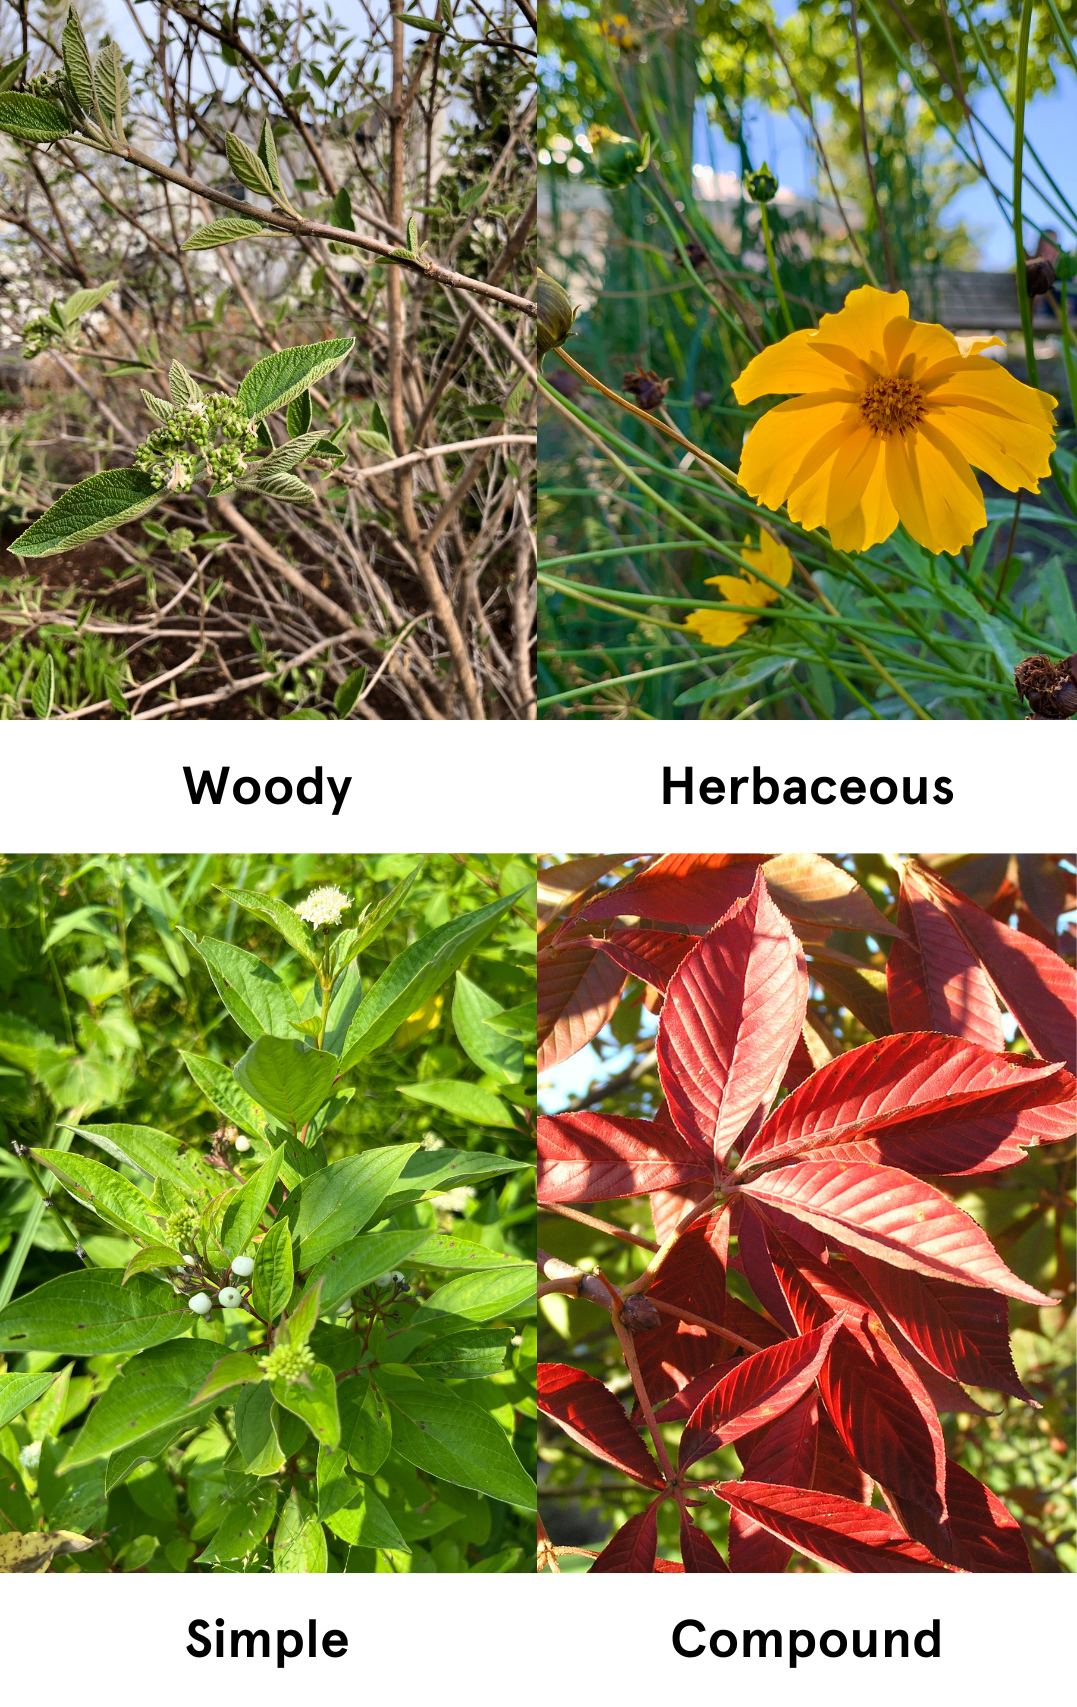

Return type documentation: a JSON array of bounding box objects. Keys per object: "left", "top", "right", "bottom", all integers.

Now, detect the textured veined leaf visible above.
[
  {"left": 717, "top": 1482, "right": 949, "bottom": 1572},
  {"left": 93, "top": 41, "right": 128, "bottom": 127},
  {"left": 658, "top": 870, "right": 807, "bottom": 1163},
  {"left": 740, "top": 1158, "right": 1055, "bottom": 1304},
  {"left": 257, "top": 115, "right": 282, "bottom": 192},
  {"left": 740, "top": 1031, "right": 1074, "bottom": 1175},
  {"left": 0, "top": 92, "right": 71, "bottom": 141},
  {"left": 287, "top": 389, "right": 313, "bottom": 436},
  {"left": 244, "top": 470, "right": 313, "bottom": 503},
  {"left": 590, "top": 1504, "right": 660, "bottom": 1572},
  {"left": 579, "top": 928, "right": 700, "bottom": 994},
  {"left": 887, "top": 882, "right": 1004, "bottom": 1050},
  {"left": 31, "top": 655, "right": 55, "bottom": 720},
  {"left": 537, "top": 942, "right": 626, "bottom": 1072},
  {"left": 225, "top": 128, "right": 276, "bottom": 198},
  {"left": 182, "top": 217, "right": 267, "bottom": 250},
  {"left": 10, "top": 470, "right": 161, "bottom": 557},
  {"left": 538, "top": 1109, "right": 710, "bottom": 1203},
  {"left": 237, "top": 338, "right": 355, "bottom": 422},
  {"left": 537, "top": 1364, "right": 665, "bottom": 1489}
]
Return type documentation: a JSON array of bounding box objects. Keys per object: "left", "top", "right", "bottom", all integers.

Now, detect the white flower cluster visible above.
[{"left": 294, "top": 886, "right": 351, "bottom": 929}]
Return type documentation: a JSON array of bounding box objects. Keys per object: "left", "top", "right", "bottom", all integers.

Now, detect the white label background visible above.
[
  {"left": 0, "top": 720, "right": 1071, "bottom": 849},
  {"left": 1, "top": 1572, "right": 1072, "bottom": 1702}
]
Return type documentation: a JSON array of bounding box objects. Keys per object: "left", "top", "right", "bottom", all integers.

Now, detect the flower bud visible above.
[
  {"left": 188, "top": 1292, "right": 212, "bottom": 1314},
  {"left": 231, "top": 1255, "right": 255, "bottom": 1278},
  {"left": 537, "top": 269, "right": 577, "bottom": 361},
  {"left": 1025, "top": 257, "right": 1057, "bottom": 297},
  {"left": 745, "top": 162, "right": 779, "bottom": 204},
  {"left": 587, "top": 125, "right": 651, "bottom": 189},
  {"left": 217, "top": 1286, "right": 243, "bottom": 1308},
  {"left": 1056, "top": 252, "right": 1077, "bottom": 282},
  {"left": 234, "top": 1135, "right": 251, "bottom": 1152}
]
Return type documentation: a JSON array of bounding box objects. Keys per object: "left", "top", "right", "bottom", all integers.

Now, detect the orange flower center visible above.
[{"left": 858, "top": 375, "right": 926, "bottom": 438}]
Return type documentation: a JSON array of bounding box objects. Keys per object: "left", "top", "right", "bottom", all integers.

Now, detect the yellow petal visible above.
[
  {"left": 742, "top": 531, "right": 794, "bottom": 589},
  {"left": 702, "top": 573, "right": 776, "bottom": 608},
  {"left": 882, "top": 315, "right": 963, "bottom": 381},
  {"left": 737, "top": 394, "right": 860, "bottom": 513},
  {"left": 955, "top": 334, "right": 1005, "bottom": 358},
  {"left": 923, "top": 361, "right": 1057, "bottom": 427},
  {"left": 685, "top": 607, "right": 755, "bottom": 647},
  {"left": 884, "top": 423, "right": 986, "bottom": 555},
  {"left": 927, "top": 401, "right": 1054, "bottom": 491},
  {"left": 823, "top": 427, "right": 900, "bottom": 551},
  {"left": 815, "top": 285, "right": 912, "bottom": 366},
  {"left": 731, "top": 329, "right": 846, "bottom": 404}
]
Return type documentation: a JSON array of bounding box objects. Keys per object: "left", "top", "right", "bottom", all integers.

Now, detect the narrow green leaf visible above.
[
  {"left": 258, "top": 114, "right": 282, "bottom": 191},
  {"left": 221, "top": 1145, "right": 285, "bottom": 1258},
  {"left": 61, "top": 8, "right": 97, "bottom": 113},
  {"left": 225, "top": 128, "right": 276, "bottom": 198},
  {"left": 281, "top": 1277, "right": 324, "bottom": 1349},
  {"left": 252, "top": 1215, "right": 294, "bottom": 1322},
  {"left": 339, "top": 890, "right": 525, "bottom": 1070},
  {"left": 396, "top": 1079, "right": 516, "bottom": 1127},
  {"left": 72, "top": 1122, "right": 206, "bottom": 1195},
  {"left": 333, "top": 666, "right": 367, "bottom": 718},
  {"left": 31, "top": 655, "right": 55, "bottom": 720},
  {"left": 403, "top": 1232, "right": 532, "bottom": 1271},
  {"left": 330, "top": 864, "right": 421, "bottom": 976},
  {"left": 10, "top": 469, "right": 161, "bottom": 558}
]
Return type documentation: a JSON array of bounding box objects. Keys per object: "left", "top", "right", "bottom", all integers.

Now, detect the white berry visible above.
[
  {"left": 217, "top": 1286, "right": 243, "bottom": 1308},
  {"left": 188, "top": 1292, "right": 212, "bottom": 1314},
  {"left": 230, "top": 1255, "right": 255, "bottom": 1278},
  {"left": 234, "top": 1136, "right": 251, "bottom": 1152},
  {"left": 373, "top": 1272, "right": 393, "bottom": 1287},
  {"left": 182, "top": 1254, "right": 196, "bottom": 1266}
]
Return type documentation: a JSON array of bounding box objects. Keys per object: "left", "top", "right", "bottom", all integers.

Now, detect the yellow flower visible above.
[
  {"left": 731, "top": 285, "right": 1057, "bottom": 555},
  {"left": 685, "top": 531, "right": 793, "bottom": 647}
]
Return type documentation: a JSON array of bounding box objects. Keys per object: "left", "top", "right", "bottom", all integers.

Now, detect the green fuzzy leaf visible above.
[
  {"left": 0, "top": 93, "right": 71, "bottom": 141},
  {"left": 0, "top": 1371, "right": 60, "bottom": 1432},
  {"left": 237, "top": 337, "right": 355, "bottom": 422},
  {"left": 62, "top": 1340, "right": 226, "bottom": 1468},
  {"left": 0, "top": 53, "right": 29, "bottom": 95},
  {"left": 287, "top": 389, "right": 312, "bottom": 436},
  {"left": 62, "top": 279, "right": 119, "bottom": 325},
  {"left": 257, "top": 114, "right": 282, "bottom": 191},
  {"left": 233, "top": 1036, "right": 339, "bottom": 1130},
  {"left": 61, "top": 9, "right": 96, "bottom": 113},
  {"left": 180, "top": 932, "right": 299, "bottom": 1041},
  {"left": 218, "top": 887, "right": 318, "bottom": 965},
  {"left": 10, "top": 469, "right": 161, "bottom": 558},
  {"left": 396, "top": 1078, "right": 516, "bottom": 1128},
  {"left": 339, "top": 890, "right": 525, "bottom": 1070},
  {"left": 31, "top": 655, "right": 55, "bottom": 720},
  {"left": 225, "top": 128, "right": 276, "bottom": 198},
  {"left": 419, "top": 1266, "right": 535, "bottom": 1322},
  {"left": 140, "top": 389, "right": 173, "bottom": 423},
  {"left": 378, "top": 1374, "right": 535, "bottom": 1508},
  {"left": 401, "top": 12, "right": 447, "bottom": 31},
  {"left": 181, "top": 216, "right": 266, "bottom": 250},
  {"left": 271, "top": 1363, "right": 339, "bottom": 1449},
  {"left": 285, "top": 1144, "right": 418, "bottom": 1267},
  {"left": 168, "top": 359, "right": 200, "bottom": 407},
  {"left": 30, "top": 1147, "right": 161, "bottom": 1242},
  {"left": 179, "top": 1050, "right": 268, "bottom": 1140},
  {"left": 252, "top": 1214, "right": 294, "bottom": 1322},
  {"left": 0, "top": 1270, "right": 186, "bottom": 1356},
  {"left": 93, "top": 41, "right": 128, "bottom": 130},
  {"left": 355, "top": 428, "right": 392, "bottom": 454}
]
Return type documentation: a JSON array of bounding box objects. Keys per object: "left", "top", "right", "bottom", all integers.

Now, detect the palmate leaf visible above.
[
  {"left": 11, "top": 469, "right": 161, "bottom": 558},
  {"left": 842, "top": 1253, "right": 1037, "bottom": 1404},
  {"left": 887, "top": 883, "right": 1005, "bottom": 1050},
  {"left": 907, "top": 860, "right": 1077, "bottom": 1073},
  {"left": 537, "top": 1364, "right": 665, "bottom": 1489},
  {"left": 739, "top": 1157, "right": 1056, "bottom": 1304},
  {"left": 657, "top": 871, "right": 807, "bottom": 1163},
  {"left": 589, "top": 1503, "right": 660, "bottom": 1572},
  {"left": 536, "top": 941, "right": 626, "bottom": 1071},
  {"left": 678, "top": 1315, "right": 843, "bottom": 1472},
  {"left": 537, "top": 1110, "right": 710, "bottom": 1203},
  {"left": 739, "top": 1032, "right": 1075, "bottom": 1176},
  {"left": 716, "top": 1482, "right": 950, "bottom": 1573}
]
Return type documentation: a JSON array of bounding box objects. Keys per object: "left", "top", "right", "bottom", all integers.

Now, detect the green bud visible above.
[
  {"left": 1056, "top": 252, "right": 1077, "bottom": 283},
  {"left": 744, "top": 163, "right": 779, "bottom": 204},
  {"left": 537, "top": 268, "right": 577, "bottom": 362},
  {"left": 587, "top": 125, "right": 651, "bottom": 189},
  {"left": 165, "top": 1206, "right": 201, "bottom": 1249},
  {"left": 260, "top": 1341, "right": 316, "bottom": 1382}
]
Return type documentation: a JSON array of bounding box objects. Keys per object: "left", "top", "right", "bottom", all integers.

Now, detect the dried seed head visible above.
[
  {"left": 1025, "top": 257, "right": 1057, "bottom": 297},
  {"left": 1014, "top": 652, "right": 1077, "bottom": 718},
  {"left": 622, "top": 366, "right": 670, "bottom": 412}
]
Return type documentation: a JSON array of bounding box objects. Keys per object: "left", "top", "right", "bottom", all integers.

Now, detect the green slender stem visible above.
[
  {"left": 759, "top": 203, "right": 794, "bottom": 334},
  {"left": 0, "top": 1121, "right": 75, "bottom": 1309},
  {"left": 1046, "top": 289, "right": 1077, "bottom": 429},
  {"left": 1013, "top": 0, "right": 1039, "bottom": 388},
  {"left": 636, "top": 182, "right": 758, "bottom": 350},
  {"left": 1042, "top": 0, "right": 1077, "bottom": 78},
  {"left": 16, "top": 1147, "right": 93, "bottom": 1262}
]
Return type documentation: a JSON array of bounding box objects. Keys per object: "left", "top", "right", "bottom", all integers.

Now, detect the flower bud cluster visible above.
[
  {"left": 134, "top": 395, "right": 256, "bottom": 492},
  {"left": 260, "top": 1341, "right": 315, "bottom": 1381},
  {"left": 165, "top": 1206, "right": 201, "bottom": 1249}
]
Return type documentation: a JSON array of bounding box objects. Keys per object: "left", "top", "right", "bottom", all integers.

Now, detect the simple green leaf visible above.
[
  {"left": 287, "top": 389, "right": 313, "bottom": 436},
  {"left": 452, "top": 970, "right": 525, "bottom": 1083},
  {"left": 32, "top": 655, "right": 55, "bottom": 720},
  {"left": 62, "top": 1340, "right": 226, "bottom": 1468},
  {"left": 407, "top": 1328, "right": 509, "bottom": 1380},
  {"left": 182, "top": 216, "right": 266, "bottom": 250},
  {"left": 273, "top": 1488, "right": 327, "bottom": 1572},
  {"left": 333, "top": 666, "right": 367, "bottom": 719},
  {"left": 379, "top": 1375, "right": 535, "bottom": 1508},
  {"left": 10, "top": 469, "right": 161, "bottom": 558},
  {"left": 420, "top": 1266, "right": 535, "bottom": 1322},
  {"left": 340, "top": 890, "right": 524, "bottom": 1069},
  {"left": 237, "top": 338, "right": 355, "bottom": 423},
  {"left": 252, "top": 1214, "right": 294, "bottom": 1321},
  {"left": 338, "top": 1374, "right": 392, "bottom": 1474},
  {"left": 403, "top": 1232, "right": 533, "bottom": 1271},
  {"left": 272, "top": 1362, "right": 339, "bottom": 1448},
  {"left": 286, "top": 1145, "right": 418, "bottom": 1267},
  {"left": 30, "top": 1148, "right": 161, "bottom": 1242},
  {"left": 305, "top": 1230, "right": 428, "bottom": 1313},
  {"left": 0, "top": 93, "right": 71, "bottom": 141},
  {"left": 193, "top": 1351, "right": 264, "bottom": 1403},
  {"left": 381, "top": 1146, "right": 528, "bottom": 1216},
  {"left": 233, "top": 1036, "right": 339, "bottom": 1129},
  {"left": 396, "top": 1079, "right": 516, "bottom": 1127},
  {"left": 235, "top": 1382, "right": 286, "bottom": 1476},
  {"left": 225, "top": 128, "right": 276, "bottom": 198},
  {"left": 218, "top": 887, "right": 318, "bottom": 964},
  {"left": 122, "top": 1244, "right": 185, "bottom": 1283},
  {"left": 182, "top": 932, "right": 299, "bottom": 1041},
  {"left": 324, "top": 1479, "right": 410, "bottom": 1551},
  {"left": 72, "top": 1122, "right": 205, "bottom": 1195},
  {"left": 221, "top": 1144, "right": 285, "bottom": 1258},
  {"left": 199, "top": 1484, "right": 277, "bottom": 1562},
  {"left": 180, "top": 1051, "right": 268, "bottom": 1140},
  {"left": 0, "top": 1270, "right": 186, "bottom": 1356},
  {"left": 0, "top": 1371, "right": 59, "bottom": 1432}
]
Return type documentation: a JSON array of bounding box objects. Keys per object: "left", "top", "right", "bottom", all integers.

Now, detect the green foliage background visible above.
[{"left": 0, "top": 852, "right": 537, "bottom": 1572}]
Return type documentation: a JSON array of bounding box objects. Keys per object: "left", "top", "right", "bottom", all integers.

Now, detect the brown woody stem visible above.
[
  {"left": 542, "top": 1200, "right": 659, "bottom": 1253},
  {"left": 600, "top": 1269, "right": 677, "bottom": 1485},
  {"left": 649, "top": 1297, "right": 764, "bottom": 1355}
]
